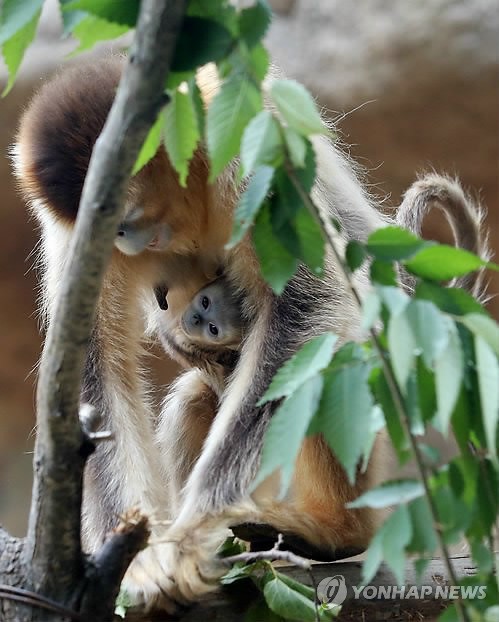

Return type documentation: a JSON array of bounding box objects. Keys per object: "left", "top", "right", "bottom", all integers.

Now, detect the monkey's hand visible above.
[{"left": 121, "top": 520, "right": 229, "bottom": 613}]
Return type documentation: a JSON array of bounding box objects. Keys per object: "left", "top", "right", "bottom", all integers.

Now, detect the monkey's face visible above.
[
  {"left": 114, "top": 207, "right": 172, "bottom": 256},
  {"left": 181, "top": 280, "right": 243, "bottom": 347}
]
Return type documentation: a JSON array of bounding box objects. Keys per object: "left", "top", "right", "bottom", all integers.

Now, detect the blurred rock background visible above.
[{"left": 0, "top": 0, "right": 497, "bottom": 536}]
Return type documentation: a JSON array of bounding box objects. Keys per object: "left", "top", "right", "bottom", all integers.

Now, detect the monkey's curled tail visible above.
[{"left": 396, "top": 173, "right": 490, "bottom": 301}]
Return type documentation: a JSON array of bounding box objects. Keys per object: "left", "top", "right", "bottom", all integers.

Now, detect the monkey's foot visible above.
[{"left": 121, "top": 523, "right": 228, "bottom": 613}]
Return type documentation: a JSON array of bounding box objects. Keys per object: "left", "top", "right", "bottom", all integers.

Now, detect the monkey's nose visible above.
[{"left": 192, "top": 314, "right": 201, "bottom": 326}]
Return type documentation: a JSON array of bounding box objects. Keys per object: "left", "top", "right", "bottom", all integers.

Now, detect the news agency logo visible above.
[
  {"left": 317, "top": 575, "right": 348, "bottom": 606},
  {"left": 317, "top": 575, "right": 487, "bottom": 607}
]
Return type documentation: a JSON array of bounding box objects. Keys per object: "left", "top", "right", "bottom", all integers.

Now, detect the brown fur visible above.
[{"left": 13, "top": 57, "right": 489, "bottom": 612}]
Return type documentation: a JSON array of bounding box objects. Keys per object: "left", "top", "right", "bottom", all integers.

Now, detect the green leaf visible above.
[
  {"left": 276, "top": 572, "right": 316, "bottom": 601},
  {"left": 371, "top": 370, "right": 409, "bottom": 459},
  {"left": 415, "top": 281, "right": 485, "bottom": 316},
  {"left": 241, "top": 110, "right": 282, "bottom": 176},
  {"left": 173, "top": 17, "right": 234, "bottom": 72},
  {"left": 348, "top": 479, "right": 424, "bottom": 509},
  {"left": 363, "top": 505, "right": 412, "bottom": 585},
  {"left": 207, "top": 73, "right": 261, "bottom": 179},
  {"left": 238, "top": 0, "right": 272, "bottom": 48},
  {"left": 292, "top": 207, "right": 325, "bottom": 276},
  {"left": 70, "top": 14, "right": 128, "bottom": 55},
  {"left": 0, "top": 0, "right": 43, "bottom": 45},
  {"left": 475, "top": 335, "right": 499, "bottom": 461},
  {"left": 188, "top": 76, "right": 205, "bottom": 136},
  {"left": 115, "top": 587, "right": 132, "bottom": 618},
  {"left": 64, "top": 0, "right": 139, "bottom": 26},
  {"left": 388, "top": 309, "right": 416, "bottom": 392},
  {"left": 260, "top": 333, "right": 337, "bottom": 404},
  {"left": 316, "top": 360, "right": 374, "bottom": 482},
  {"left": 254, "top": 376, "right": 323, "bottom": 496},
  {"left": 1, "top": 9, "right": 40, "bottom": 95},
  {"left": 434, "top": 322, "right": 463, "bottom": 434},
  {"left": 404, "top": 245, "right": 487, "bottom": 281},
  {"left": 459, "top": 313, "right": 499, "bottom": 356},
  {"left": 405, "top": 300, "right": 450, "bottom": 369},
  {"left": 366, "top": 226, "right": 425, "bottom": 261},
  {"left": 270, "top": 78, "right": 327, "bottom": 137},
  {"left": 361, "top": 290, "right": 381, "bottom": 331},
  {"left": 283, "top": 127, "right": 307, "bottom": 168},
  {"left": 370, "top": 259, "right": 397, "bottom": 286},
  {"left": 264, "top": 575, "right": 321, "bottom": 622},
  {"left": 245, "top": 599, "right": 286, "bottom": 622},
  {"left": 253, "top": 203, "right": 298, "bottom": 293},
  {"left": 246, "top": 42, "right": 270, "bottom": 82},
  {"left": 188, "top": 0, "right": 238, "bottom": 36},
  {"left": 132, "top": 110, "right": 164, "bottom": 175},
  {"left": 346, "top": 240, "right": 367, "bottom": 272},
  {"left": 229, "top": 166, "right": 274, "bottom": 248},
  {"left": 406, "top": 497, "right": 438, "bottom": 558},
  {"left": 163, "top": 88, "right": 200, "bottom": 186},
  {"left": 221, "top": 562, "right": 256, "bottom": 585}
]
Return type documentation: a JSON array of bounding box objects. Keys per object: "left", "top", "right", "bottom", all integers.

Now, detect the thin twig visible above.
[
  {"left": 284, "top": 158, "right": 470, "bottom": 622},
  {"left": 222, "top": 533, "right": 311, "bottom": 570},
  {"left": 0, "top": 585, "right": 81, "bottom": 621}
]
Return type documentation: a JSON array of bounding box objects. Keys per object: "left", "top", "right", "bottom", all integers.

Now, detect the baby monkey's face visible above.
[{"left": 181, "top": 278, "right": 243, "bottom": 348}]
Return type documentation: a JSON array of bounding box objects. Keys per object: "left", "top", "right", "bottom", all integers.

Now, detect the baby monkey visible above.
[
  {"left": 181, "top": 278, "right": 244, "bottom": 349},
  {"left": 154, "top": 276, "right": 246, "bottom": 373}
]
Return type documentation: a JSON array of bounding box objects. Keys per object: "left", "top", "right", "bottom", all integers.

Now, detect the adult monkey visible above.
[{"left": 14, "top": 57, "right": 488, "bottom": 611}]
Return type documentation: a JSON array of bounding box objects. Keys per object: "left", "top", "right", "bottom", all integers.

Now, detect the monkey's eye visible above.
[
  {"left": 117, "top": 230, "right": 125, "bottom": 237},
  {"left": 208, "top": 323, "right": 219, "bottom": 336},
  {"left": 201, "top": 296, "right": 210, "bottom": 310}
]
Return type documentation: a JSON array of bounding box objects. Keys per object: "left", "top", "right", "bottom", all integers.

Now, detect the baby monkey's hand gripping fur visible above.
[{"left": 13, "top": 57, "right": 489, "bottom": 612}]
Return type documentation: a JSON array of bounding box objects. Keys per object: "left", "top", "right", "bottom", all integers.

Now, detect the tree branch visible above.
[{"left": 24, "top": 0, "right": 188, "bottom": 615}]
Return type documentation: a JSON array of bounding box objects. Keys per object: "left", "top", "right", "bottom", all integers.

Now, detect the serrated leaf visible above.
[
  {"left": 475, "top": 335, "right": 499, "bottom": 461},
  {"left": 188, "top": 76, "right": 205, "bottom": 135},
  {"left": 405, "top": 300, "right": 450, "bottom": 369},
  {"left": 207, "top": 74, "right": 261, "bottom": 179},
  {"left": 241, "top": 110, "right": 282, "bottom": 176},
  {"left": 371, "top": 370, "right": 409, "bottom": 459},
  {"left": 415, "top": 281, "right": 485, "bottom": 316},
  {"left": 270, "top": 78, "right": 327, "bottom": 137},
  {"left": 70, "top": 14, "right": 128, "bottom": 55},
  {"left": 405, "top": 244, "right": 487, "bottom": 281},
  {"left": 260, "top": 333, "right": 337, "bottom": 404},
  {"left": 264, "top": 575, "right": 322, "bottom": 622},
  {"left": 254, "top": 376, "right": 323, "bottom": 496},
  {"left": 188, "top": 0, "right": 238, "bottom": 34},
  {"left": 246, "top": 42, "right": 270, "bottom": 82},
  {"left": 173, "top": 16, "right": 233, "bottom": 72},
  {"left": 229, "top": 166, "right": 274, "bottom": 248},
  {"left": 0, "top": 0, "right": 43, "bottom": 45},
  {"left": 406, "top": 497, "right": 438, "bottom": 558},
  {"left": 346, "top": 240, "right": 367, "bottom": 272},
  {"left": 1, "top": 9, "right": 40, "bottom": 95},
  {"left": 132, "top": 110, "right": 164, "bottom": 175},
  {"left": 434, "top": 322, "right": 463, "bottom": 434},
  {"left": 388, "top": 309, "right": 416, "bottom": 392},
  {"left": 283, "top": 127, "right": 307, "bottom": 168},
  {"left": 370, "top": 259, "right": 397, "bottom": 286},
  {"left": 164, "top": 89, "right": 200, "bottom": 186},
  {"left": 293, "top": 207, "right": 325, "bottom": 276},
  {"left": 460, "top": 313, "right": 499, "bottom": 356},
  {"left": 363, "top": 505, "right": 412, "bottom": 585},
  {"left": 221, "top": 562, "right": 256, "bottom": 585},
  {"left": 377, "top": 286, "right": 410, "bottom": 316},
  {"left": 317, "top": 360, "right": 374, "bottom": 482},
  {"left": 238, "top": 0, "right": 271, "bottom": 48},
  {"left": 64, "top": 0, "right": 139, "bottom": 26},
  {"left": 361, "top": 290, "right": 381, "bottom": 331},
  {"left": 253, "top": 203, "right": 298, "bottom": 293},
  {"left": 348, "top": 479, "right": 424, "bottom": 509},
  {"left": 245, "top": 599, "right": 286, "bottom": 622},
  {"left": 366, "top": 226, "right": 425, "bottom": 261}
]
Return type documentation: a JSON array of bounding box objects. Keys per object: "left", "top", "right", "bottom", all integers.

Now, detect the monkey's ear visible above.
[
  {"left": 13, "top": 58, "right": 124, "bottom": 224},
  {"left": 154, "top": 284, "right": 169, "bottom": 310}
]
